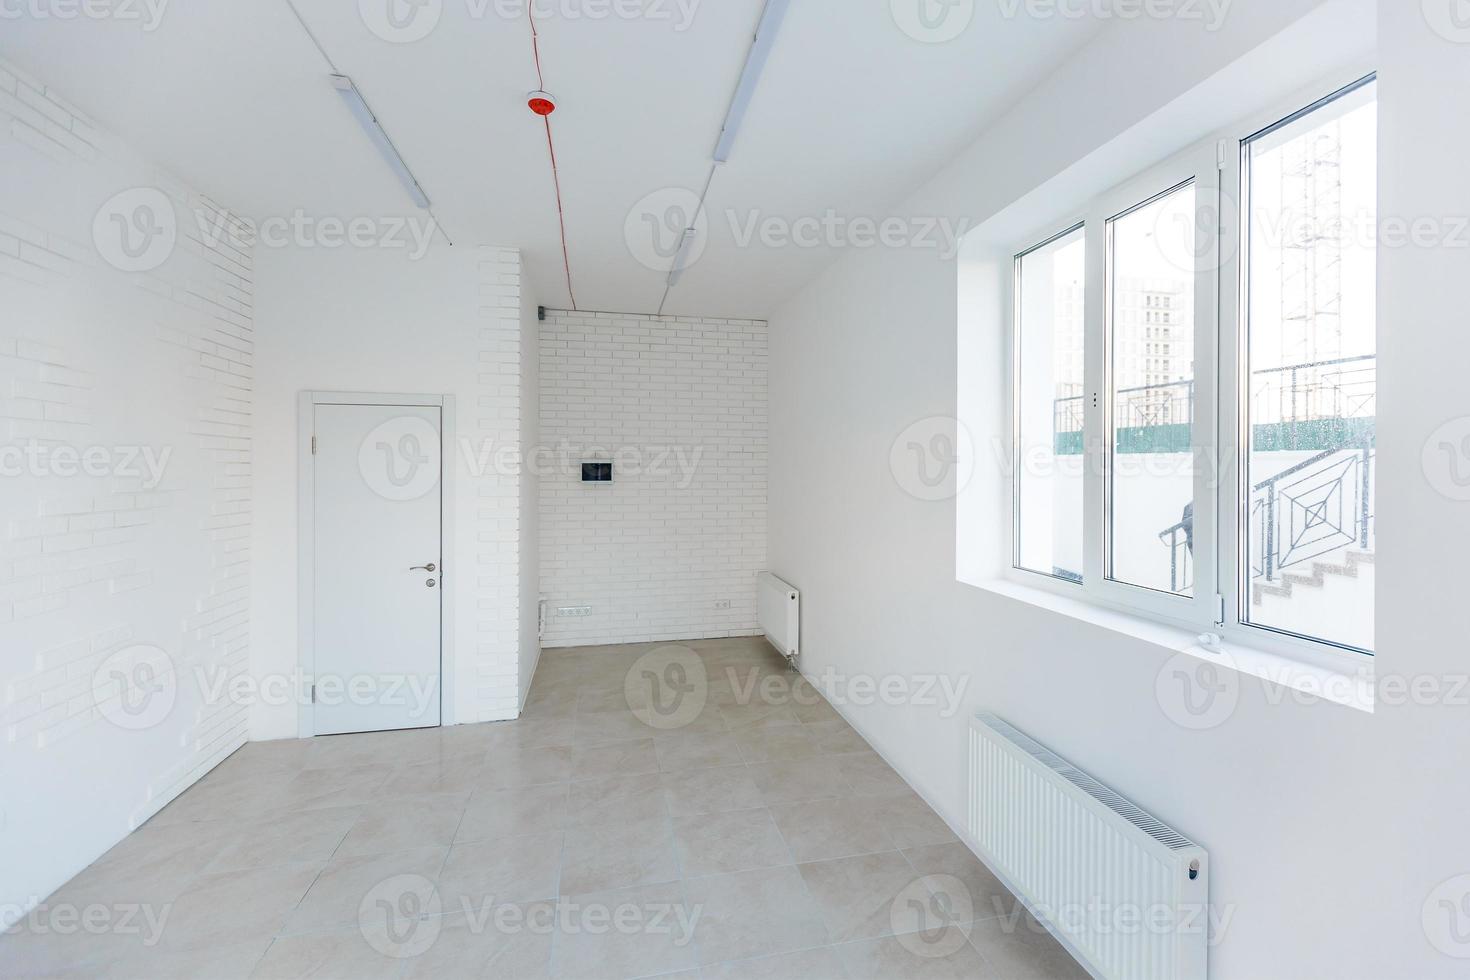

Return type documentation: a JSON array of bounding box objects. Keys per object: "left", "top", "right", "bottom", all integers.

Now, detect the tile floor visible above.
[{"left": 2, "top": 637, "right": 1088, "bottom": 979}]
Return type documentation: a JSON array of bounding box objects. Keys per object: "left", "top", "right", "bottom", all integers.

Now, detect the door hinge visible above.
[
  {"left": 311, "top": 435, "right": 317, "bottom": 455},
  {"left": 1216, "top": 139, "right": 1228, "bottom": 171},
  {"left": 1214, "top": 593, "right": 1227, "bottom": 627},
  {"left": 310, "top": 683, "right": 316, "bottom": 704}
]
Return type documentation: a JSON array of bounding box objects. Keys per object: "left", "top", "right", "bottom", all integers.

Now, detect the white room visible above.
[{"left": 2, "top": 1, "right": 1468, "bottom": 977}]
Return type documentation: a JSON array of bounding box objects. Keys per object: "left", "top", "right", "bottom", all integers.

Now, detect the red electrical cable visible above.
[{"left": 528, "top": 11, "right": 577, "bottom": 310}]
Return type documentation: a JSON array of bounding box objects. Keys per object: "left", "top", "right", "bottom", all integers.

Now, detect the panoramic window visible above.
[
  {"left": 1013, "top": 226, "right": 1086, "bottom": 582},
  {"left": 1006, "top": 74, "right": 1376, "bottom": 658},
  {"left": 1241, "top": 78, "right": 1377, "bottom": 652}
]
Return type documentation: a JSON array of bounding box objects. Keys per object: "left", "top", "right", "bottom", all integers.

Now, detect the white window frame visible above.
[
  {"left": 1004, "top": 66, "right": 1376, "bottom": 669},
  {"left": 1011, "top": 220, "right": 1086, "bottom": 584}
]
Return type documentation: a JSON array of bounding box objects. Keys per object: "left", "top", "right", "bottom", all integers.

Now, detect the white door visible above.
[{"left": 312, "top": 402, "right": 442, "bottom": 735}]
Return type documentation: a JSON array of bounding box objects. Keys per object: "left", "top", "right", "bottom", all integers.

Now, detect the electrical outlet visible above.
[
  {"left": 713, "top": 599, "right": 731, "bottom": 610},
  {"left": 556, "top": 606, "right": 593, "bottom": 618}
]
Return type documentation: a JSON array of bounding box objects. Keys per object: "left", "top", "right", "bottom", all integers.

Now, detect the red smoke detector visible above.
[{"left": 527, "top": 90, "right": 557, "bottom": 116}]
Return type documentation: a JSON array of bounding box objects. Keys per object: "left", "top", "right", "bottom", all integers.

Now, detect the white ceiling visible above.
[{"left": 2, "top": 0, "right": 1108, "bottom": 318}]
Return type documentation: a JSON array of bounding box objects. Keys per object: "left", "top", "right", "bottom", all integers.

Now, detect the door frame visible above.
[{"left": 296, "top": 390, "right": 457, "bottom": 738}]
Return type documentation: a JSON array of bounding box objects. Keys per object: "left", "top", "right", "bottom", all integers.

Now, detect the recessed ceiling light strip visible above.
[
  {"left": 281, "top": 0, "right": 452, "bottom": 245},
  {"left": 528, "top": 9, "right": 578, "bottom": 311}
]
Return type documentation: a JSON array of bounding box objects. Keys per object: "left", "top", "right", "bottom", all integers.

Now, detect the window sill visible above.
[{"left": 968, "top": 576, "right": 1374, "bottom": 715}]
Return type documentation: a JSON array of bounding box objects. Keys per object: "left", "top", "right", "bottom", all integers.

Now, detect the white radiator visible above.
[
  {"left": 756, "top": 571, "right": 799, "bottom": 661},
  {"left": 969, "top": 714, "right": 1209, "bottom": 980}
]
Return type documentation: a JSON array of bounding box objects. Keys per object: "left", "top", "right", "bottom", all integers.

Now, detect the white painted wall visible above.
[
  {"left": 251, "top": 242, "right": 530, "bottom": 734},
  {"left": 0, "top": 56, "right": 252, "bottom": 926},
  {"left": 538, "top": 310, "right": 767, "bottom": 647},
  {"left": 770, "top": 2, "right": 1470, "bottom": 977}
]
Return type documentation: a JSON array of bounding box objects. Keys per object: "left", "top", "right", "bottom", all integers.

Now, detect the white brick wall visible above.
[
  {"left": 468, "top": 248, "right": 526, "bottom": 720},
  {"left": 538, "top": 310, "right": 768, "bottom": 647},
  {"left": 0, "top": 55, "right": 252, "bottom": 924}
]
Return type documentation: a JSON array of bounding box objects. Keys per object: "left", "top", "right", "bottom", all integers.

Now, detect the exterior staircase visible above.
[
  {"left": 1251, "top": 549, "right": 1375, "bottom": 606},
  {"left": 1250, "top": 549, "right": 1375, "bottom": 648}
]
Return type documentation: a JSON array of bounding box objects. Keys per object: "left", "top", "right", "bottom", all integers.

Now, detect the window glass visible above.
[
  {"left": 1015, "top": 227, "right": 1086, "bottom": 582},
  {"left": 1107, "top": 183, "right": 1197, "bottom": 596},
  {"left": 1243, "top": 80, "right": 1376, "bottom": 651}
]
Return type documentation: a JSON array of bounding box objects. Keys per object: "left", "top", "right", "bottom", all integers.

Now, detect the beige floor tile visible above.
[
  {"left": 480, "top": 744, "right": 575, "bottom": 789},
  {"left": 769, "top": 798, "right": 894, "bottom": 863},
  {"left": 400, "top": 903, "right": 555, "bottom": 978},
  {"left": 834, "top": 752, "right": 912, "bottom": 798},
  {"left": 572, "top": 708, "right": 660, "bottom": 744},
  {"left": 902, "top": 842, "right": 1014, "bottom": 923},
  {"left": 37, "top": 936, "right": 275, "bottom": 980},
  {"left": 208, "top": 741, "right": 310, "bottom": 782},
  {"left": 966, "top": 913, "right": 1091, "bottom": 979},
  {"left": 206, "top": 806, "right": 363, "bottom": 872},
  {"left": 301, "top": 729, "right": 446, "bottom": 770},
  {"left": 681, "top": 866, "right": 830, "bottom": 965},
  {"left": 576, "top": 686, "right": 645, "bottom": 713},
  {"left": 53, "top": 819, "right": 233, "bottom": 908},
  {"left": 13, "top": 637, "right": 1086, "bottom": 980},
  {"left": 148, "top": 772, "right": 289, "bottom": 826},
  {"left": 457, "top": 784, "right": 570, "bottom": 842},
  {"left": 746, "top": 758, "right": 851, "bottom": 806},
  {"left": 631, "top": 701, "right": 732, "bottom": 737},
  {"left": 654, "top": 732, "right": 746, "bottom": 772},
  {"left": 671, "top": 807, "right": 792, "bottom": 878},
  {"left": 378, "top": 753, "right": 487, "bottom": 797},
  {"left": 437, "top": 833, "right": 564, "bottom": 911},
  {"left": 564, "top": 774, "right": 667, "bottom": 830},
  {"left": 559, "top": 821, "right": 679, "bottom": 895},
  {"left": 523, "top": 688, "right": 579, "bottom": 717},
  {"left": 797, "top": 851, "right": 920, "bottom": 944},
  {"left": 836, "top": 930, "right": 998, "bottom": 979},
  {"left": 0, "top": 918, "right": 165, "bottom": 979},
  {"left": 790, "top": 696, "right": 843, "bottom": 725},
  {"left": 701, "top": 945, "right": 848, "bottom": 980},
  {"left": 550, "top": 881, "right": 697, "bottom": 979},
  {"left": 336, "top": 796, "right": 468, "bottom": 857},
  {"left": 248, "top": 925, "right": 405, "bottom": 979},
  {"left": 733, "top": 726, "right": 821, "bottom": 764},
  {"left": 803, "top": 718, "right": 870, "bottom": 755},
  {"left": 160, "top": 863, "right": 325, "bottom": 951},
  {"left": 569, "top": 738, "right": 659, "bottom": 780},
  {"left": 717, "top": 702, "right": 803, "bottom": 731},
  {"left": 273, "top": 765, "right": 394, "bottom": 813},
  {"left": 660, "top": 766, "right": 765, "bottom": 817},
  {"left": 874, "top": 792, "right": 959, "bottom": 850},
  {"left": 285, "top": 847, "right": 445, "bottom": 934}
]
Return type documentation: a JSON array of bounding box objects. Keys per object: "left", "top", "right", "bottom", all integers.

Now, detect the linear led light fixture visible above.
[
  {"left": 330, "top": 74, "right": 431, "bottom": 209},
  {"left": 712, "top": 0, "right": 792, "bottom": 163}
]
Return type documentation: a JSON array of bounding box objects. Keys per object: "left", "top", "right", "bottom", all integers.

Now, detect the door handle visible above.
[{"left": 411, "top": 563, "right": 436, "bottom": 572}]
